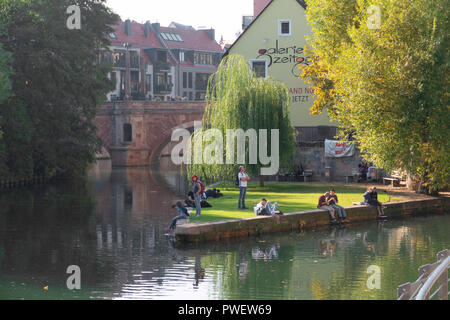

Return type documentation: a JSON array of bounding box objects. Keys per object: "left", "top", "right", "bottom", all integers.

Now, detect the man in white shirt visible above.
[{"left": 238, "top": 166, "right": 250, "bottom": 210}]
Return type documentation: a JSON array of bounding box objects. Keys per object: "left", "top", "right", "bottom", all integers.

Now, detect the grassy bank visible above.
[{"left": 189, "top": 184, "right": 402, "bottom": 223}]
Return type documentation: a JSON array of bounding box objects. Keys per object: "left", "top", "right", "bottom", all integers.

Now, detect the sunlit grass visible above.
[{"left": 189, "top": 184, "right": 402, "bottom": 223}]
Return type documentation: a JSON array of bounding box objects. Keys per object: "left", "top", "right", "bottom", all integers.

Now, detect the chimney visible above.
[
  {"left": 201, "top": 28, "right": 215, "bottom": 41},
  {"left": 152, "top": 23, "right": 160, "bottom": 35},
  {"left": 254, "top": 0, "right": 272, "bottom": 18},
  {"left": 144, "top": 21, "right": 151, "bottom": 38},
  {"left": 124, "top": 19, "right": 132, "bottom": 36}
]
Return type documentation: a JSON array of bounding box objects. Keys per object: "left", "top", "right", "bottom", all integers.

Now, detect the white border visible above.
[{"left": 249, "top": 59, "right": 268, "bottom": 79}]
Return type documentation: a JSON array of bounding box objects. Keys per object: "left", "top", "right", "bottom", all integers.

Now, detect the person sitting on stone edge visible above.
[{"left": 318, "top": 192, "right": 337, "bottom": 223}]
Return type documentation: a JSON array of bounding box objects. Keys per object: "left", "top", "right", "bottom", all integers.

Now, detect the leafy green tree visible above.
[
  {"left": 188, "top": 54, "right": 296, "bottom": 186},
  {"left": 302, "top": 0, "right": 449, "bottom": 193},
  {"left": 0, "top": 33, "right": 12, "bottom": 176},
  {"left": 0, "top": 0, "right": 119, "bottom": 178}
]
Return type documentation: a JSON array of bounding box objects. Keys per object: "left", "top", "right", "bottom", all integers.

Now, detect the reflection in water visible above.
[{"left": 0, "top": 163, "right": 448, "bottom": 300}]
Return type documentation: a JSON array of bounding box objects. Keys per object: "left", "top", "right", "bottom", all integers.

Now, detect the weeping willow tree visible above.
[{"left": 187, "top": 54, "right": 296, "bottom": 186}]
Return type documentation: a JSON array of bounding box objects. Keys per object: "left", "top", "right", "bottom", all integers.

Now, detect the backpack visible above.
[
  {"left": 198, "top": 180, "right": 206, "bottom": 194},
  {"left": 235, "top": 171, "right": 240, "bottom": 186}
]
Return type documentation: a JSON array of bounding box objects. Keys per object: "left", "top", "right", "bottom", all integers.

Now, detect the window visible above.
[
  {"left": 109, "top": 32, "right": 117, "bottom": 40},
  {"left": 195, "top": 73, "right": 210, "bottom": 91},
  {"left": 179, "top": 51, "right": 185, "bottom": 62},
  {"left": 157, "top": 51, "right": 167, "bottom": 63},
  {"left": 146, "top": 74, "right": 152, "bottom": 93},
  {"left": 278, "top": 19, "right": 292, "bottom": 37},
  {"left": 160, "top": 32, "right": 183, "bottom": 42},
  {"left": 193, "top": 52, "right": 213, "bottom": 65},
  {"left": 249, "top": 59, "right": 268, "bottom": 78},
  {"left": 123, "top": 123, "right": 132, "bottom": 142},
  {"left": 113, "top": 50, "right": 126, "bottom": 68},
  {"left": 130, "top": 71, "right": 139, "bottom": 94},
  {"left": 183, "top": 72, "right": 187, "bottom": 88},
  {"left": 188, "top": 72, "right": 193, "bottom": 89}
]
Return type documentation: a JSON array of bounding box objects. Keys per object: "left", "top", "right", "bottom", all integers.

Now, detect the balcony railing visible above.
[
  {"left": 398, "top": 249, "right": 449, "bottom": 300},
  {"left": 154, "top": 83, "right": 173, "bottom": 93}
]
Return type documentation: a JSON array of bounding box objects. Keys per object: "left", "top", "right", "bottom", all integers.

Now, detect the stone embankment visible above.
[{"left": 174, "top": 197, "right": 450, "bottom": 243}]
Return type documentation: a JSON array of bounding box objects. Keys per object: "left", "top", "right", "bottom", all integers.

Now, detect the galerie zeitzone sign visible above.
[{"left": 256, "top": 40, "right": 314, "bottom": 103}]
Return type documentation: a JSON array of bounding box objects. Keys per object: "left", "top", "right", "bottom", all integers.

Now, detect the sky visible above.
[{"left": 105, "top": 0, "right": 254, "bottom": 42}]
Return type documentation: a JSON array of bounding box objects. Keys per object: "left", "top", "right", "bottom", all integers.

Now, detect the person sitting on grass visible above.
[
  {"left": 255, "top": 198, "right": 279, "bottom": 216},
  {"left": 165, "top": 201, "right": 189, "bottom": 232},
  {"left": 317, "top": 192, "right": 337, "bottom": 223},
  {"left": 185, "top": 191, "right": 195, "bottom": 208},
  {"left": 363, "top": 186, "right": 386, "bottom": 217},
  {"left": 327, "top": 189, "right": 348, "bottom": 222}
]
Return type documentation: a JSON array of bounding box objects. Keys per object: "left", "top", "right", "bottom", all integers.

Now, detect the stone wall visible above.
[
  {"left": 174, "top": 197, "right": 450, "bottom": 244},
  {"left": 294, "top": 141, "right": 362, "bottom": 182},
  {"left": 94, "top": 101, "right": 205, "bottom": 166}
]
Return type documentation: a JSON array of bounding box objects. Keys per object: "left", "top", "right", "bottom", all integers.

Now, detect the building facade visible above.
[
  {"left": 226, "top": 0, "right": 337, "bottom": 139},
  {"left": 101, "top": 19, "right": 224, "bottom": 102},
  {"left": 226, "top": 0, "right": 362, "bottom": 180}
]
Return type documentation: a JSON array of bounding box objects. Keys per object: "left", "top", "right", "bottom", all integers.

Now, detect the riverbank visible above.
[
  {"left": 174, "top": 192, "right": 450, "bottom": 243},
  {"left": 184, "top": 183, "right": 401, "bottom": 223}
]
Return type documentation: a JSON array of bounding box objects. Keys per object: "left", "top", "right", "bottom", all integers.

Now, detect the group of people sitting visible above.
[
  {"left": 317, "top": 189, "right": 348, "bottom": 223},
  {"left": 165, "top": 176, "right": 224, "bottom": 232},
  {"left": 166, "top": 178, "right": 389, "bottom": 232},
  {"left": 318, "top": 187, "right": 387, "bottom": 223},
  {"left": 363, "top": 186, "right": 387, "bottom": 217}
]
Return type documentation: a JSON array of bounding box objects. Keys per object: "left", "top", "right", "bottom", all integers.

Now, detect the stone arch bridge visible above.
[{"left": 94, "top": 101, "right": 205, "bottom": 166}]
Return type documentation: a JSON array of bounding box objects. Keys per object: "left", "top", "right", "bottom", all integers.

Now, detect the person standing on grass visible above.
[
  {"left": 317, "top": 192, "right": 337, "bottom": 223},
  {"left": 327, "top": 189, "right": 348, "bottom": 222},
  {"left": 191, "top": 175, "right": 202, "bottom": 217},
  {"left": 238, "top": 166, "right": 250, "bottom": 210}
]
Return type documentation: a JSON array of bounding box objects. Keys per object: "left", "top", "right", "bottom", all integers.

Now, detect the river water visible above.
[{"left": 0, "top": 161, "right": 449, "bottom": 300}]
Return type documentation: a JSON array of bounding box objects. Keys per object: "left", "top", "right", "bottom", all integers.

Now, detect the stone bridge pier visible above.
[{"left": 94, "top": 101, "right": 205, "bottom": 167}]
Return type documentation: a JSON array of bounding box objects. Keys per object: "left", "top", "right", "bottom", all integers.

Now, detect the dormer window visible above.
[{"left": 109, "top": 32, "right": 117, "bottom": 40}]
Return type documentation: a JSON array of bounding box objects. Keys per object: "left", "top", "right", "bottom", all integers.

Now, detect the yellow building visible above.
[
  {"left": 226, "top": 0, "right": 362, "bottom": 181},
  {"left": 226, "top": 0, "right": 336, "bottom": 137}
]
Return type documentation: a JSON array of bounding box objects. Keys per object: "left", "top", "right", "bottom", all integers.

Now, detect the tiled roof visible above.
[
  {"left": 160, "top": 26, "right": 223, "bottom": 53},
  {"left": 109, "top": 20, "right": 163, "bottom": 49}
]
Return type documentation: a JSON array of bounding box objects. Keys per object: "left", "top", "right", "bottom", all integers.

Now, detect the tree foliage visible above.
[
  {"left": 302, "top": 0, "right": 449, "bottom": 193},
  {"left": 0, "top": 0, "right": 119, "bottom": 178},
  {"left": 187, "top": 54, "right": 296, "bottom": 185}
]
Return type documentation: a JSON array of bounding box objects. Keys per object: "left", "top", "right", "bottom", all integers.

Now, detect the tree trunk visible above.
[
  {"left": 259, "top": 174, "right": 264, "bottom": 187},
  {"left": 406, "top": 172, "right": 417, "bottom": 191}
]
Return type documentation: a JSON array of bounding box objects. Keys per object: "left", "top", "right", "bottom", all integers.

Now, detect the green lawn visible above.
[{"left": 189, "top": 184, "right": 402, "bottom": 223}]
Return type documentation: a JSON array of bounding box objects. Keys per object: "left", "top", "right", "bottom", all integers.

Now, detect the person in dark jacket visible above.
[
  {"left": 185, "top": 191, "right": 195, "bottom": 208},
  {"left": 363, "top": 186, "right": 386, "bottom": 217}
]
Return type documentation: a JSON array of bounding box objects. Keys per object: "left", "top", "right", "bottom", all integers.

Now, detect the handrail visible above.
[
  {"left": 415, "top": 255, "right": 450, "bottom": 300},
  {"left": 398, "top": 249, "right": 449, "bottom": 300}
]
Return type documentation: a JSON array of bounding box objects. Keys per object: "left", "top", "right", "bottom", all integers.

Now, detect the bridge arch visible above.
[
  {"left": 94, "top": 101, "right": 205, "bottom": 167},
  {"left": 148, "top": 120, "right": 199, "bottom": 165}
]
